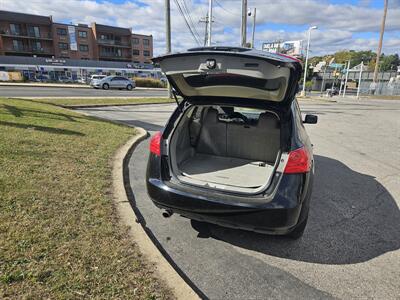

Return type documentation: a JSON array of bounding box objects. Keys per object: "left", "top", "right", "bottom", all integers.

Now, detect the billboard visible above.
[
  {"left": 262, "top": 40, "right": 304, "bottom": 57},
  {"left": 68, "top": 26, "right": 77, "bottom": 51}
]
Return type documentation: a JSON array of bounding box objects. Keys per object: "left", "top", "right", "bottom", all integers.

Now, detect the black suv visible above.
[{"left": 146, "top": 47, "right": 317, "bottom": 238}]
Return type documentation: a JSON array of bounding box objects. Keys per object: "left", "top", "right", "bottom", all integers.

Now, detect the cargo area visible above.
[{"left": 169, "top": 105, "right": 281, "bottom": 193}]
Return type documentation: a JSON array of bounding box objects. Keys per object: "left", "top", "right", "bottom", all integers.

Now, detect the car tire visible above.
[
  {"left": 102, "top": 83, "right": 109, "bottom": 90},
  {"left": 287, "top": 216, "right": 308, "bottom": 239},
  {"left": 126, "top": 84, "right": 133, "bottom": 91}
]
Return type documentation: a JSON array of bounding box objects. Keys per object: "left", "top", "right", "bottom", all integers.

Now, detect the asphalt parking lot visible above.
[
  {"left": 77, "top": 98, "right": 400, "bottom": 299},
  {"left": 0, "top": 86, "right": 168, "bottom": 98}
]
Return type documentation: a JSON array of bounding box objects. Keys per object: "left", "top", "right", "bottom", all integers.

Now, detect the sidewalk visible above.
[{"left": 0, "top": 82, "right": 167, "bottom": 91}]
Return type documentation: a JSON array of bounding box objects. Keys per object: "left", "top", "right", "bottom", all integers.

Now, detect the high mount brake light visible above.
[
  {"left": 149, "top": 131, "right": 162, "bottom": 156},
  {"left": 284, "top": 147, "right": 311, "bottom": 174}
]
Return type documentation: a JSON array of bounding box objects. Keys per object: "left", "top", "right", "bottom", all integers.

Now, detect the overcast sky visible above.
[{"left": 0, "top": 0, "right": 399, "bottom": 56}]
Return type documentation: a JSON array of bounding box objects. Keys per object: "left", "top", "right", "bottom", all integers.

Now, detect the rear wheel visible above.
[
  {"left": 102, "top": 83, "right": 109, "bottom": 90},
  {"left": 126, "top": 84, "right": 133, "bottom": 91},
  {"left": 287, "top": 217, "right": 308, "bottom": 239}
]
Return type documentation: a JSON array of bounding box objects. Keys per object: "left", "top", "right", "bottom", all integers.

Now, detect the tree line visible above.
[{"left": 309, "top": 50, "right": 399, "bottom": 72}]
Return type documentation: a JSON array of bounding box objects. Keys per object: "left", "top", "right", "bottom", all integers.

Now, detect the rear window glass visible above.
[{"left": 183, "top": 73, "right": 283, "bottom": 91}]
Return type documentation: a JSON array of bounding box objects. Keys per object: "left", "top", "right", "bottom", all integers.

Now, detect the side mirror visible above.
[{"left": 304, "top": 114, "right": 318, "bottom": 124}]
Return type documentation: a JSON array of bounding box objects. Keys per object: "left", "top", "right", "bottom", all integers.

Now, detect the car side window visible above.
[{"left": 293, "top": 99, "right": 305, "bottom": 128}]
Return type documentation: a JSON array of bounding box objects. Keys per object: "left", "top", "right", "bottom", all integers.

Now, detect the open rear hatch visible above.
[
  {"left": 152, "top": 46, "right": 302, "bottom": 108},
  {"left": 153, "top": 47, "right": 302, "bottom": 194}
]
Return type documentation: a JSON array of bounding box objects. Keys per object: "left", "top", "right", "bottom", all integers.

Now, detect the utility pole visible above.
[
  {"left": 357, "top": 61, "right": 363, "bottom": 99},
  {"left": 202, "top": 14, "right": 208, "bottom": 46},
  {"left": 199, "top": 14, "right": 209, "bottom": 46},
  {"left": 343, "top": 60, "right": 350, "bottom": 97},
  {"left": 165, "top": 0, "right": 172, "bottom": 98},
  {"left": 250, "top": 8, "right": 257, "bottom": 48},
  {"left": 373, "top": 0, "right": 388, "bottom": 89},
  {"left": 207, "top": 0, "right": 213, "bottom": 46},
  {"left": 241, "top": 0, "right": 248, "bottom": 47}
]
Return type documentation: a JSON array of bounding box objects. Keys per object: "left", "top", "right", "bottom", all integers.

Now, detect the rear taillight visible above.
[
  {"left": 149, "top": 131, "right": 162, "bottom": 156},
  {"left": 284, "top": 147, "right": 311, "bottom": 174}
]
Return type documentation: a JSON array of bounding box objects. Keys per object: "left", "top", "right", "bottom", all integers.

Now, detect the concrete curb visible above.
[
  {"left": 65, "top": 101, "right": 173, "bottom": 109},
  {"left": 0, "top": 82, "right": 167, "bottom": 91},
  {"left": 112, "top": 128, "right": 200, "bottom": 300}
]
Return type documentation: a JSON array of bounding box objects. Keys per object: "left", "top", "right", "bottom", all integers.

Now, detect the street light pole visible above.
[
  {"left": 241, "top": 0, "right": 248, "bottom": 47},
  {"left": 301, "top": 26, "right": 317, "bottom": 97},
  {"left": 207, "top": 0, "right": 213, "bottom": 46},
  {"left": 343, "top": 60, "right": 350, "bottom": 97},
  {"left": 357, "top": 61, "right": 363, "bottom": 99},
  {"left": 320, "top": 63, "right": 327, "bottom": 96}
]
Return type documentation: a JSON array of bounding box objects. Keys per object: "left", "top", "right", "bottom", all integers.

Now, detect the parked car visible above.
[
  {"left": 90, "top": 75, "right": 136, "bottom": 90},
  {"left": 146, "top": 46, "right": 318, "bottom": 238},
  {"left": 57, "top": 76, "right": 73, "bottom": 83},
  {"left": 35, "top": 74, "right": 50, "bottom": 82},
  {"left": 76, "top": 77, "right": 87, "bottom": 84},
  {"left": 326, "top": 87, "right": 339, "bottom": 96},
  {"left": 88, "top": 74, "right": 106, "bottom": 85}
]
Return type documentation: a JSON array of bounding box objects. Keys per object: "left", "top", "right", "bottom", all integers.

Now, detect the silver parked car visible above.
[{"left": 91, "top": 75, "right": 136, "bottom": 90}]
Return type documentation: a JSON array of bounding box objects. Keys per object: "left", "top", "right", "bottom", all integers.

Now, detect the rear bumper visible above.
[{"left": 146, "top": 155, "right": 313, "bottom": 235}]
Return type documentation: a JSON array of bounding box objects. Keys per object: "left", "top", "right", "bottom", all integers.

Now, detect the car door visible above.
[
  {"left": 110, "top": 77, "right": 121, "bottom": 88},
  {"left": 120, "top": 77, "right": 129, "bottom": 88}
]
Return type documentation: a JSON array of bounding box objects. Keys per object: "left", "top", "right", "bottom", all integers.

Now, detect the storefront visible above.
[{"left": 0, "top": 55, "right": 163, "bottom": 82}]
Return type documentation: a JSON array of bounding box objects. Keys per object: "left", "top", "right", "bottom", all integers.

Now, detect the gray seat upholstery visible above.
[
  {"left": 226, "top": 112, "right": 280, "bottom": 162},
  {"left": 196, "top": 108, "right": 227, "bottom": 156},
  {"left": 196, "top": 109, "right": 280, "bottom": 163}
]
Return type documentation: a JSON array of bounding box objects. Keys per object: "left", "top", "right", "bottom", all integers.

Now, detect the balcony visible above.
[
  {"left": 5, "top": 45, "right": 53, "bottom": 55},
  {"left": 97, "top": 38, "right": 131, "bottom": 48},
  {"left": 99, "top": 52, "right": 131, "bottom": 61},
  {"left": 0, "top": 29, "right": 53, "bottom": 40}
]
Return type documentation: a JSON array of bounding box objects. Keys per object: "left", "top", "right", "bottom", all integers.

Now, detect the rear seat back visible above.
[
  {"left": 226, "top": 112, "right": 280, "bottom": 162},
  {"left": 196, "top": 109, "right": 280, "bottom": 163},
  {"left": 196, "top": 108, "right": 227, "bottom": 156}
]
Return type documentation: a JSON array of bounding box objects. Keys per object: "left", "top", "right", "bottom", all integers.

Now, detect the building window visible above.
[
  {"left": 10, "top": 24, "right": 22, "bottom": 35},
  {"left": 28, "top": 26, "right": 40, "bottom": 38},
  {"left": 143, "top": 50, "right": 150, "bottom": 57},
  {"left": 78, "top": 31, "right": 87, "bottom": 38},
  {"left": 143, "top": 39, "right": 150, "bottom": 46},
  {"left": 33, "top": 41, "right": 42, "bottom": 51},
  {"left": 12, "top": 39, "right": 23, "bottom": 51},
  {"left": 133, "top": 37, "right": 139, "bottom": 45},
  {"left": 100, "top": 33, "right": 113, "bottom": 40},
  {"left": 58, "top": 42, "right": 69, "bottom": 50},
  {"left": 132, "top": 49, "right": 140, "bottom": 56},
  {"left": 79, "top": 44, "right": 89, "bottom": 52},
  {"left": 57, "top": 28, "right": 67, "bottom": 35}
]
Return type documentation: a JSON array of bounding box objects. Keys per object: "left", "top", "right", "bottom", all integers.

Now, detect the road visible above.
[
  {"left": 77, "top": 99, "right": 400, "bottom": 299},
  {"left": 0, "top": 86, "right": 168, "bottom": 98}
]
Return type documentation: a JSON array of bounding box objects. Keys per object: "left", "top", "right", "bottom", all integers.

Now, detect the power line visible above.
[
  {"left": 214, "top": 0, "right": 240, "bottom": 16},
  {"left": 181, "top": 0, "right": 202, "bottom": 43},
  {"left": 173, "top": 0, "right": 201, "bottom": 45}
]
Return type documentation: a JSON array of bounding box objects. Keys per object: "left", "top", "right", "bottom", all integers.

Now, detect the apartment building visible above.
[
  {"left": 52, "top": 23, "right": 95, "bottom": 60},
  {"left": 0, "top": 10, "right": 153, "bottom": 65},
  {"left": 91, "top": 23, "right": 133, "bottom": 62},
  {"left": 132, "top": 33, "right": 153, "bottom": 65},
  {"left": 0, "top": 10, "right": 54, "bottom": 57}
]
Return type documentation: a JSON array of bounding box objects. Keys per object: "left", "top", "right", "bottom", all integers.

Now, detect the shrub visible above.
[{"left": 133, "top": 77, "right": 166, "bottom": 88}]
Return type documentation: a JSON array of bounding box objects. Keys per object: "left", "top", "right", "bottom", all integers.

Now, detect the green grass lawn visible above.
[
  {"left": 20, "top": 97, "right": 174, "bottom": 107},
  {"left": 0, "top": 98, "right": 171, "bottom": 299}
]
